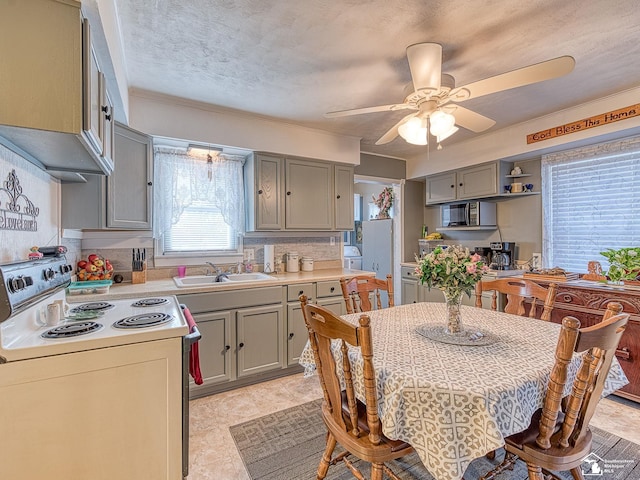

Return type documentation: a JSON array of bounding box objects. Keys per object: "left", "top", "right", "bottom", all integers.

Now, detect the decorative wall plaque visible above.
[{"left": 0, "top": 169, "right": 39, "bottom": 231}]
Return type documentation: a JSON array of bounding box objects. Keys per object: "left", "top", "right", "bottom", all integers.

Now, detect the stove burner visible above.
[
  {"left": 42, "top": 321, "right": 103, "bottom": 339},
  {"left": 131, "top": 298, "right": 169, "bottom": 307},
  {"left": 70, "top": 302, "right": 115, "bottom": 314},
  {"left": 113, "top": 313, "right": 173, "bottom": 329}
]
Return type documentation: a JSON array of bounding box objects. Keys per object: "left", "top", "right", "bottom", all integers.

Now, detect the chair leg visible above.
[
  {"left": 479, "top": 452, "right": 518, "bottom": 480},
  {"left": 316, "top": 432, "right": 337, "bottom": 480},
  {"left": 371, "top": 462, "right": 384, "bottom": 480},
  {"left": 525, "top": 462, "right": 545, "bottom": 480},
  {"left": 570, "top": 467, "right": 586, "bottom": 480},
  {"left": 485, "top": 449, "right": 496, "bottom": 460}
]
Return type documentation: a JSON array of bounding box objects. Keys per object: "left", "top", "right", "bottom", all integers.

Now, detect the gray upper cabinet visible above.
[
  {"left": 61, "top": 122, "right": 152, "bottom": 230},
  {"left": 0, "top": 1, "right": 114, "bottom": 179},
  {"left": 426, "top": 172, "right": 457, "bottom": 203},
  {"left": 425, "top": 161, "right": 501, "bottom": 204},
  {"left": 245, "top": 152, "right": 354, "bottom": 231},
  {"left": 106, "top": 123, "right": 153, "bottom": 229},
  {"left": 334, "top": 165, "right": 355, "bottom": 230},
  {"left": 285, "top": 158, "right": 332, "bottom": 229}
]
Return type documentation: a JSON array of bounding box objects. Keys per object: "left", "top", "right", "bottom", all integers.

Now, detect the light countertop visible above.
[{"left": 66, "top": 268, "right": 374, "bottom": 302}]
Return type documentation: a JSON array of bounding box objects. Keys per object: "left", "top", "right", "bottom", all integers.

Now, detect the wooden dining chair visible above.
[
  {"left": 480, "top": 302, "right": 630, "bottom": 480},
  {"left": 475, "top": 278, "right": 557, "bottom": 321},
  {"left": 299, "top": 295, "right": 414, "bottom": 480},
  {"left": 340, "top": 275, "right": 394, "bottom": 314}
]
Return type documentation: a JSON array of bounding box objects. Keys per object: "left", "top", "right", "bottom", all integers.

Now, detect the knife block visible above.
[{"left": 132, "top": 263, "right": 147, "bottom": 284}]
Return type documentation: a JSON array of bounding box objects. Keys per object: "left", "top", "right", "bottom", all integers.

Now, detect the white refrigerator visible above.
[{"left": 362, "top": 219, "right": 393, "bottom": 307}]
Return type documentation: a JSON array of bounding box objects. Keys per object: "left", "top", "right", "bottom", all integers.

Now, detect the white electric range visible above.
[{"left": 0, "top": 255, "right": 192, "bottom": 480}]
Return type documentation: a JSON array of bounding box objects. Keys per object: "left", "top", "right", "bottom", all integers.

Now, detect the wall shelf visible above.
[
  {"left": 505, "top": 174, "right": 532, "bottom": 178},
  {"left": 436, "top": 226, "right": 497, "bottom": 232}
]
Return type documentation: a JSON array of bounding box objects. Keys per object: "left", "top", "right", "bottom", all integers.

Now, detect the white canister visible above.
[
  {"left": 286, "top": 252, "right": 299, "bottom": 272},
  {"left": 301, "top": 257, "right": 314, "bottom": 272}
]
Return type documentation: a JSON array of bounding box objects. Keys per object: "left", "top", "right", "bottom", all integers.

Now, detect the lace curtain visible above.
[{"left": 153, "top": 146, "right": 246, "bottom": 239}]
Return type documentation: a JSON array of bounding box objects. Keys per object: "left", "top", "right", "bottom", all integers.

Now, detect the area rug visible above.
[{"left": 230, "top": 398, "right": 640, "bottom": 480}]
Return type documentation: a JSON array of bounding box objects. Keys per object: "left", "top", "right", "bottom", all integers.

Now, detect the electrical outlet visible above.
[
  {"left": 330, "top": 236, "right": 336, "bottom": 246},
  {"left": 532, "top": 252, "right": 542, "bottom": 270},
  {"left": 244, "top": 248, "right": 255, "bottom": 261}
]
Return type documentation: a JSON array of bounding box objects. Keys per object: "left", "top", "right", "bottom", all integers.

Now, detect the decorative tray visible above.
[{"left": 523, "top": 272, "right": 579, "bottom": 282}]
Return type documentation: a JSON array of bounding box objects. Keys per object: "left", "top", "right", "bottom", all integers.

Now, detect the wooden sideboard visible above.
[{"left": 529, "top": 280, "right": 640, "bottom": 403}]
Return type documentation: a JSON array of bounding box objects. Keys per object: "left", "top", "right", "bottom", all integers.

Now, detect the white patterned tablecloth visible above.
[{"left": 298, "top": 302, "right": 628, "bottom": 480}]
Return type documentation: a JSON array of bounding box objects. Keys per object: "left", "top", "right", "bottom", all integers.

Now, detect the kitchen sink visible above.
[{"left": 173, "top": 272, "right": 276, "bottom": 288}]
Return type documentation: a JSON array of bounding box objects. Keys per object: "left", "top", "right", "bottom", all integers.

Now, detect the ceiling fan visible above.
[{"left": 325, "top": 43, "right": 575, "bottom": 147}]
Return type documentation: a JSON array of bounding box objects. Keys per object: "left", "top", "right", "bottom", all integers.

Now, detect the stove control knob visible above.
[
  {"left": 7, "top": 276, "right": 28, "bottom": 293},
  {"left": 23, "top": 276, "right": 33, "bottom": 286},
  {"left": 60, "top": 264, "right": 73, "bottom": 274},
  {"left": 44, "top": 268, "right": 56, "bottom": 281}
]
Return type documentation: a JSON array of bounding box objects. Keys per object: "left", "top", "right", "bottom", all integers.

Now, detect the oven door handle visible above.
[{"left": 180, "top": 303, "right": 202, "bottom": 344}]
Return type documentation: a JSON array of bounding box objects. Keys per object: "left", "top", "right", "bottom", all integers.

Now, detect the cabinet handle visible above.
[
  {"left": 238, "top": 342, "right": 244, "bottom": 349},
  {"left": 616, "top": 347, "right": 631, "bottom": 360},
  {"left": 330, "top": 287, "right": 335, "bottom": 292},
  {"left": 336, "top": 194, "right": 341, "bottom": 199},
  {"left": 147, "top": 181, "right": 153, "bottom": 186},
  {"left": 288, "top": 332, "right": 294, "bottom": 339},
  {"left": 299, "top": 290, "right": 304, "bottom": 295},
  {"left": 459, "top": 183, "right": 463, "bottom": 187},
  {"left": 450, "top": 184, "right": 454, "bottom": 188},
  {"left": 225, "top": 345, "right": 230, "bottom": 351},
  {"left": 287, "top": 191, "right": 291, "bottom": 195},
  {"left": 258, "top": 189, "right": 263, "bottom": 194},
  {"left": 101, "top": 105, "right": 109, "bottom": 113}
]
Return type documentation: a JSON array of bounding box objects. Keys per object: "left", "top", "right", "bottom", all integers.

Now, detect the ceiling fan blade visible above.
[
  {"left": 375, "top": 113, "right": 417, "bottom": 145},
  {"left": 450, "top": 56, "right": 575, "bottom": 101},
  {"left": 406, "top": 42, "right": 442, "bottom": 92},
  {"left": 324, "top": 103, "right": 415, "bottom": 118},
  {"left": 448, "top": 105, "right": 496, "bottom": 132}
]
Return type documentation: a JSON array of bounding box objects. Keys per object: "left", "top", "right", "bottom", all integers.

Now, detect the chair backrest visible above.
[
  {"left": 475, "top": 277, "right": 557, "bottom": 321},
  {"left": 536, "top": 302, "right": 629, "bottom": 450},
  {"left": 340, "top": 275, "right": 394, "bottom": 314},
  {"left": 299, "top": 295, "right": 382, "bottom": 445}
]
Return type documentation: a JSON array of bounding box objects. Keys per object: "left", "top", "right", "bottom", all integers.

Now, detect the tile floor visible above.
[{"left": 188, "top": 374, "right": 640, "bottom": 479}]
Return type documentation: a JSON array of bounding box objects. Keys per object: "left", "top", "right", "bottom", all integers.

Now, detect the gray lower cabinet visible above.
[
  {"left": 401, "top": 266, "right": 418, "bottom": 304},
  {"left": 190, "top": 310, "right": 232, "bottom": 387},
  {"left": 236, "top": 305, "right": 284, "bottom": 377}
]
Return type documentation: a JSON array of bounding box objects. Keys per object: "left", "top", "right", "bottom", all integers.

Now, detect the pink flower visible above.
[
  {"left": 471, "top": 253, "right": 481, "bottom": 262},
  {"left": 466, "top": 263, "right": 477, "bottom": 274}
]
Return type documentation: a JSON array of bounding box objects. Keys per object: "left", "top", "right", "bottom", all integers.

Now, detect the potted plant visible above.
[{"left": 600, "top": 247, "right": 640, "bottom": 285}]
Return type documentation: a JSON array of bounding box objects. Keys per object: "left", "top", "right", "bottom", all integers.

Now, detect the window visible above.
[
  {"left": 153, "top": 146, "right": 246, "bottom": 262},
  {"left": 542, "top": 136, "right": 640, "bottom": 273}
]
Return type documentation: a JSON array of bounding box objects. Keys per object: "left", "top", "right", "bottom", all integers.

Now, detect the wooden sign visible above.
[{"left": 527, "top": 103, "right": 640, "bottom": 144}]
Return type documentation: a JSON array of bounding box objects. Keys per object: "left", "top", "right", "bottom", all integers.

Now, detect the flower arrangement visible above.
[
  {"left": 415, "top": 245, "right": 488, "bottom": 298},
  {"left": 372, "top": 187, "right": 394, "bottom": 218},
  {"left": 600, "top": 247, "right": 640, "bottom": 283}
]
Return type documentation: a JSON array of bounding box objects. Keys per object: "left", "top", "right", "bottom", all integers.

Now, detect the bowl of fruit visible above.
[{"left": 76, "top": 253, "right": 114, "bottom": 281}]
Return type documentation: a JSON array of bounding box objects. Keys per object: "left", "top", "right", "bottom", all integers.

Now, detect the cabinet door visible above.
[
  {"left": 83, "top": 26, "right": 104, "bottom": 155},
  {"left": 286, "top": 303, "right": 310, "bottom": 366},
  {"left": 419, "top": 284, "right": 445, "bottom": 303},
  {"left": 426, "top": 172, "right": 457, "bottom": 204},
  {"left": 334, "top": 165, "right": 354, "bottom": 230},
  {"left": 106, "top": 123, "right": 152, "bottom": 229},
  {"left": 401, "top": 278, "right": 418, "bottom": 304},
  {"left": 285, "top": 158, "right": 332, "bottom": 229},
  {"left": 190, "top": 311, "right": 232, "bottom": 389},
  {"left": 255, "top": 154, "right": 284, "bottom": 230},
  {"left": 317, "top": 297, "right": 346, "bottom": 316},
  {"left": 457, "top": 163, "right": 498, "bottom": 199},
  {"left": 100, "top": 85, "right": 115, "bottom": 170},
  {"left": 236, "top": 305, "right": 283, "bottom": 377}
]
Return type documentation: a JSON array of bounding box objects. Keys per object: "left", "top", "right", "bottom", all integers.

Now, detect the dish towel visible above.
[{"left": 183, "top": 307, "right": 203, "bottom": 385}]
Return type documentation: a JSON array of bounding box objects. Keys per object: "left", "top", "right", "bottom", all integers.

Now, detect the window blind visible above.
[{"left": 542, "top": 138, "right": 640, "bottom": 273}]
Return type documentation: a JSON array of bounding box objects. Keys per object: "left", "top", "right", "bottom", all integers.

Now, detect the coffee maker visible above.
[{"left": 489, "top": 242, "right": 517, "bottom": 270}]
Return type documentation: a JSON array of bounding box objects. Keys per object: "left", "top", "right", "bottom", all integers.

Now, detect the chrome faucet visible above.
[{"left": 205, "top": 261, "right": 221, "bottom": 276}]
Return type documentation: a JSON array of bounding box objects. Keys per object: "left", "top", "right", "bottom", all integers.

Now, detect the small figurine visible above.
[
  {"left": 28, "top": 246, "right": 44, "bottom": 260},
  {"left": 583, "top": 261, "right": 607, "bottom": 281}
]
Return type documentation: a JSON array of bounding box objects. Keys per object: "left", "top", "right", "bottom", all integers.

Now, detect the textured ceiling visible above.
[{"left": 114, "top": 0, "right": 640, "bottom": 158}]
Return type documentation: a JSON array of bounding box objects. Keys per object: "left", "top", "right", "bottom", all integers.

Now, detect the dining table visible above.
[{"left": 298, "top": 301, "right": 629, "bottom": 480}]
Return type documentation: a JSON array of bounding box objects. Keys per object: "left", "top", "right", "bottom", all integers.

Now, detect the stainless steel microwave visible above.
[{"left": 441, "top": 201, "right": 496, "bottom": 227}]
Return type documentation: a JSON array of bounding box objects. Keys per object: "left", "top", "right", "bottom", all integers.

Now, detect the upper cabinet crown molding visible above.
[{"left": 0, "top": 0, "right": 116, "bottom": 181}]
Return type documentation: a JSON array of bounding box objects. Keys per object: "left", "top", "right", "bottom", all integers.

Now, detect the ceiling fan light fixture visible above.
[
  {"left": 436, "top": 125, "right": 459, "bottom": 143},
  {"left": 429, "top": 110, "right": 456, "bottom": 137},
  {"left": 398, "top": 117, "right": 428, "bottom": 145}
]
